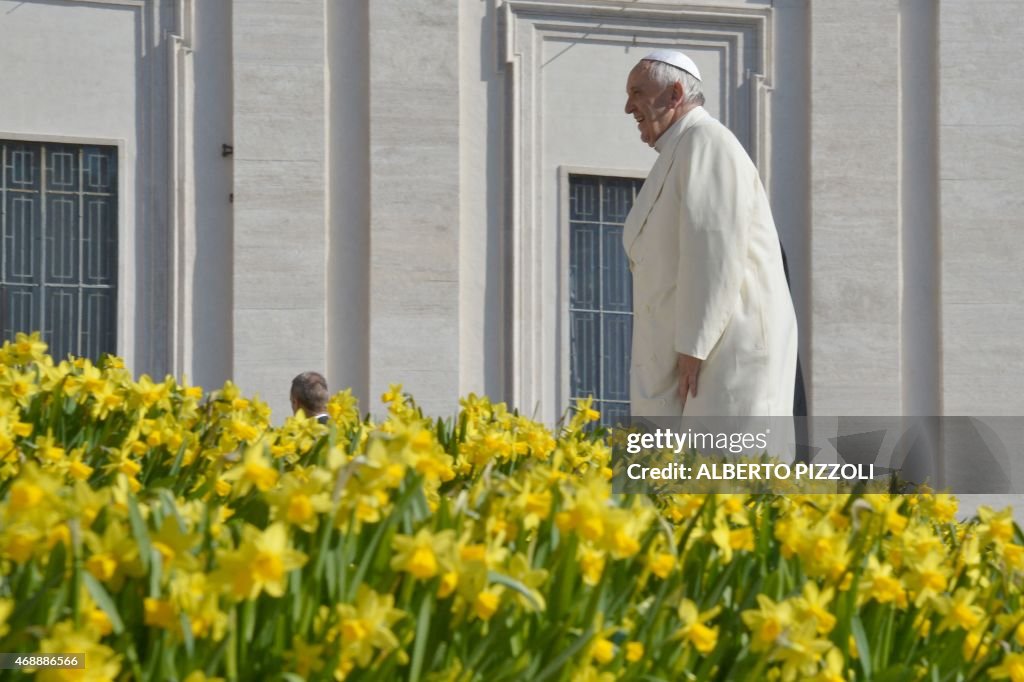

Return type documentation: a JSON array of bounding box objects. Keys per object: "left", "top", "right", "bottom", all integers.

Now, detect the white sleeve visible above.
[{"left": 673, "top": 128, "right": 753, "bottom": 360}]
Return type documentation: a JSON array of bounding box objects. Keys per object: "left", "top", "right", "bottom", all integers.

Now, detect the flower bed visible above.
[{"left": 1, "top": 333, "right": 1023, "bottom": 681}]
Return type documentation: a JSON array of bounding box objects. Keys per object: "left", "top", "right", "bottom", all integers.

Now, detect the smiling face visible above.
[{"left": 624, "top": 61, "right": 684, "bottom": 147}]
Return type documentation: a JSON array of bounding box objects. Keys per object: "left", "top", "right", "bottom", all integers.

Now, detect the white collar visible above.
[{"left": 654, "top": 106, "right": 704, "bottom": 154}]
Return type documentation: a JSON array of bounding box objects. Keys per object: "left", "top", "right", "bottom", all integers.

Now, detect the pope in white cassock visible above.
[{"left": 622, "top": 50, "right": 798, "bottom": 418}]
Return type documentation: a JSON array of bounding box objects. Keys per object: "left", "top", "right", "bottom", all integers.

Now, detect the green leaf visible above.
[
  {"left": 148, "top": 545, "right": 162, "bottom": 598},
  {"left": 702, "top": 555, "right": 741, "bottom": 608},
  {"left": 347, "top": 480, "right": 421, "bottom": 601},
  {"left": 324, "top": 539, "right": 338, "bottom": 599},
  {"left": 487, "top": 570, "right": 545, "bottom": 612},
  {"left": 157, "top": 488, "right": 187, "bottom": 532},
  {"left": 43, "top": 539, "right": 68, "bottom": 591},
  {"left": 873, "top": 664, "right": 914, "bottom": 682},
  {"left": 168, "top": 440, "right": 189, "bottom": 476},
  {"left": 760, "top": 568, "right": 785, "bottom": 602},
  {"left": 533, "top": 627, "right": 594, "bottom": 682},
  {"left": 179, "top": 610, "right": 195, "bottom": 658},
  {"left": 875, "top": 604, "right": 895, "bottom": 669},
  {"left": 83, "top": 573, "right": 125, "bottom": 635},
  {"left": 310, "top": 509, "right": 336, "bottom": 585},
  {"left": 126, "top": 492, "right": 153, "bottom": 574},
  {"left": 290, "top": 569, "right": 304, "bottom": 625},
  {"left": 851, "top": 614, "right": 873, "bottom": 680},
  {"left": 549, "top": 533, "right": 579, "bottom": 621},
  {"left": 409, "top": 590, "right": 434, "bottom": 682}
]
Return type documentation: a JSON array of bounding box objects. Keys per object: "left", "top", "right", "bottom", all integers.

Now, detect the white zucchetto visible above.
[{"left": 642, "top": 49, "right": 702, "bottom": 81}]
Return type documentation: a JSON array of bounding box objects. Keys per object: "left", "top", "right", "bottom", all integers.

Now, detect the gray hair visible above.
[{"left": 642, "top": 59, "right": 705, "bottom": 107}]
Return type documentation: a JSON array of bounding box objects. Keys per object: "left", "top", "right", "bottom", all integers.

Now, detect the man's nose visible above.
[{"left": 624, "top": 99, "right": 634, "bottom": 115}]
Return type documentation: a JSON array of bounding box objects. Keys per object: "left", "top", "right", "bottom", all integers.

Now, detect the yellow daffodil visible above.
[
  {"left": 151, "top": 514, "right": 200, "bottom": 572},
  {"left": 38, "top": 620, "right": 121, "bottom": 682},
  {"left": 474, "top": 588, "right": 502, "bottom": 621},
  {"left": 676, "top": 598, "right": 721, "bottom": 654},
  {"left": 977, "top": 506, "right": 1016, "bottom": 546},
  {"left": 391, "top": 528, "right": 455, "bottom": 581},
  {"left": 578, "top": 546, "right": 606, "bottom": 586},
  {"left": 283, "top": 636, "right": 325, "bottom": 678},
  {"left": 144, "top": 598, "right": 177, "bottom": 630},
  {"left": 936, "top": 588, "right": 985, "bottom": 633},
  {"left": 332, "top": 585, "right": 404, "bottom": 668},
  {"left": 266, "top": 469, "right": 332, "bottom": 533},
  {"left": 794, "top": 582, "right": 836, "bottom": 635},
  {"left": 648, "top": 552, "right": 675, "bottom": 579},
  {"left": 3, "top": 331, "right": 48, "bottom": 364},
  {"left": 859, "top": 556, "right": 907, "bottom": 608},
  {"left": 213, "top": 522, "right": 307, "bottom": 600},
  {"left": 0, "top": 366, "right": 40, "bottom": 408},
  {"left": 381, "top": 383, "right": 404, "bottom": 405},
  {"left": 0, "top": 598, "right": 12, "bottom": 638},
  {"left": 170, "top": 572, "right": 228, "bottom": 641},
  {"left": 624, "top": 641, "right": 644, "bottom": 663},
  {"left": 2, "top": 340, "right": 1024, "bottom": 682},
  {"left": 809, "top": 646, "right": 848, "bottom": 682},
  {"left": 590, "top": 636, "right": 615, "bottom": 665},
  {"left": 742, "top": 594, "right": 793, "bottom": 651},
  {"left": 221, "top": 442, "right": 279, "bottom": 494},
  {"left": 990, "top": 651, "right": 1024, "bottom": 682},
  {"left": 961, "top": 627, "right": 989, "bottom": 662}
]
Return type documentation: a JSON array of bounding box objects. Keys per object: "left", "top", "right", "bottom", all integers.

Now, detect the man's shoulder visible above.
[
  {"left": 687, "top": 114, "right": 737, "bottom": 144},
  {"left": 677, "top": 114, "right": 748, "bottom": 159}
]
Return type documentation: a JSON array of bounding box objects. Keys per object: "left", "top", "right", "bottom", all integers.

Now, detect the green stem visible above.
[
  {"left": 69, "top": 519, "right": 83, "bottom": 630},
  {"left": 226, "top": 606, "right": 238, "bottom": 682}
]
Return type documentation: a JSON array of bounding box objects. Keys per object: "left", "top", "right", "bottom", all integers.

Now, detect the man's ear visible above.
[{"left": 672, "top": 81, "right": 685, "bottom": 107}]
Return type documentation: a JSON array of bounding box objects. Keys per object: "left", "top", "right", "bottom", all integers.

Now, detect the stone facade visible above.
[{"left": 1, "top": 0, "right": 1021, "bottom": 511}]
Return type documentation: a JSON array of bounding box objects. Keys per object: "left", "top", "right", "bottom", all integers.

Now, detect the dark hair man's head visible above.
[{"left": 290, "top": 371, "right": 329, "bottom": 416}]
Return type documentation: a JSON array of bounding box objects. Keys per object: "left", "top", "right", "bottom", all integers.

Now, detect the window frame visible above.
[
  {"left": 558, "top": 165, "right": 648, "bottom": 420},
  {"left": 1, "top": 132, "right": 126, "bottom": 361}
]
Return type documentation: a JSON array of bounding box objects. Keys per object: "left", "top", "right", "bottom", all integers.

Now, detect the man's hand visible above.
[{"left": 676, "top": 353, "right": 702, "bottom": 410}]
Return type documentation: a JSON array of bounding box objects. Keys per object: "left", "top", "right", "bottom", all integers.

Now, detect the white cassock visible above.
[{"left": 623, "top": 106, "right": 798, "bottom": 418}]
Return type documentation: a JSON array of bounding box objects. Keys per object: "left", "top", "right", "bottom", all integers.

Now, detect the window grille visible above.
[
  {"left": 1, "top": 140, "right": 118, "bottom": 361},
  {"left": 568, "top": 174, "right": 642, "bottom": 427}
]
